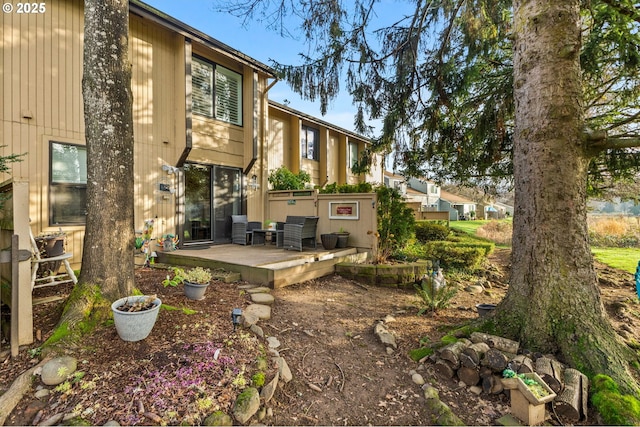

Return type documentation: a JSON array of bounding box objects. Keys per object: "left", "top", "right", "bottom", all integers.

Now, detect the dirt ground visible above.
[{"left": 0, "top": 248, "right": 638, "bottom": 426}]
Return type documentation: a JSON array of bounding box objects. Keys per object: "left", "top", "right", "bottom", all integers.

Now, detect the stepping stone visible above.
[
  {"left": 245, "top": 286, "right": 271, "bottom": 294},
  {"left": 250, "top": 293, "right": 275, "bottom": 305},
  {"left": 244, "top": 304, "right": 271, "bottom": 320}
]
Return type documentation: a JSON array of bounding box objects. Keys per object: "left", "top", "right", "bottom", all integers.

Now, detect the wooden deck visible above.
[{"left": 154, "top": 243, "right": 368, "bottom": 288}]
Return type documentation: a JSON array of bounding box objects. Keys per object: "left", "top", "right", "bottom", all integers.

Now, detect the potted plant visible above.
[
  {"left": 163, "top": 266, "right": 213, "bottom": 300},
  {"left": 333, "top": 227, "right": 350, "bottom": 248},
  {"left": 320, "top": 233, "right": 338, "bottom": 249},
  {"left": 111, "top": 294, "right": 162, "bottom": 342}
]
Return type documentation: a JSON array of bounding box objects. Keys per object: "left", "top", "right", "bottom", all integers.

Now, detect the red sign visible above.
[{"left": 336, "top": 206, "right": 352, "bottom": 215}]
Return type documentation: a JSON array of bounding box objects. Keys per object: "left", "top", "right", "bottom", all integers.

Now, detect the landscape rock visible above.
[
  {"left": 373, "top": 321, "right": 397, "bottom": 349},
  {"left": 244, "top": 304, "right": 271, "bottom": 321},
  {"left": 203, "top": 410, "right": 233, "bottom": 426},
  {"left": 245, "top": 286, "right": 271, "bottom": 294},
  {"left": 249, "top": 324, "right": 264, "bottom": 338},
  {"left": 260, "top": 372, "right": 279, "bottom": 403},
  {"left": 273, "top": 356, "right": 293, "bottom": 382},
  {"left": 41, "top": 356, "right": 77, "bottom": 386},
  {"left": 34, "top": 389, "right": 50, "bottom": 399},
  {"left": 251, "top": 293, "right": 275, "bottom": 305},
  {"left": 232, "top": 387, "right": 260, "bottom": 424},
  {"left": 411, "top": 373, "right": 425, "bottom": 385},
  {"left": 242, "top": 311, "right": 259, "bottom": 327},
  {"left": 266, "top": 336, "right": 281, "bottom": 349},
  {"left": 102, "top": 421, "right": 120, "bottom": 426}
]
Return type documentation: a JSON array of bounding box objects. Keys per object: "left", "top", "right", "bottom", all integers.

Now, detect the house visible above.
[
  {"left": 438, "top": 190, "right": 477, "bottom": 221},
  {"left": 0, "top": 0, "right": 380, "bottom": 270}
]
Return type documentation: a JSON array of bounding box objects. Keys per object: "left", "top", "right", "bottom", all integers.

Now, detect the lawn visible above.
[
  {"left": 449, "top": 220, "right": 491, "bottom": 235},
  {"left": 591, "top": 247, "right": 640, "bottom": 274},
  {"left": 449, "top": 220, "right": 639, "bottom": 273}
]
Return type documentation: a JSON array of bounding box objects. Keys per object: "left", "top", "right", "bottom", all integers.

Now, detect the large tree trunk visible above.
[
  {"left": 496, "top": 0, "right": 638, "bottom": 394},
  {"left": 78, "top": 0, "right": 134, "bottom": 303}
]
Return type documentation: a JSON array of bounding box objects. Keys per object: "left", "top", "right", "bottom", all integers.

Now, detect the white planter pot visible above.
[{"left": 111, "top": 295, "right": 161, "bottom": 342}]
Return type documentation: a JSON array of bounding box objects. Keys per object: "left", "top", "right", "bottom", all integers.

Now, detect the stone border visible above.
[{"left": 335, "top": 260, "right": 432, "bottom": 288}]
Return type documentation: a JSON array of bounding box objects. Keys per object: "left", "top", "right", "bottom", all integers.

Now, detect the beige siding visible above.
[
  {"left": 1, "top": 0, "right": 85, "bottom": 266},
  {"left": 0, "top": 3, "right": 192, "bottom": 264},
  {"left": 267, "top": 109, "right": 289, "bottom": 170},
  {"left": 129, "top": 15, "right": 186, "bottom": 238}
]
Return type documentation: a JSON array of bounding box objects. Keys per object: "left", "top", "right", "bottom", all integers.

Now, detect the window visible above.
[
  {"left": 348, "top": 141, "right": 358, "bottom": 170},
  {"left": 301, "top": 125, "right": 319, "bottom": 160},
  {"left": 192, "top": 56, "right": 243, "bottom": 126},
  {"left": 50, "top": 142, "right": 87, "bottom": 225}
]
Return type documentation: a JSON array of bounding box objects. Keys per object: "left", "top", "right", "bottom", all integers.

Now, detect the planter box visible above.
[
  {"left": 510, "top": 389, "right": 548, "bottom": 426},
  {"left": 516, "top": 372, "right": 556, "bottom": 405}
]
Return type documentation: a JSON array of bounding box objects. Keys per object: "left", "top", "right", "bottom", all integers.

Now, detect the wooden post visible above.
[{"left": 10, "top": 235, "right": 19, "bottom": 356}]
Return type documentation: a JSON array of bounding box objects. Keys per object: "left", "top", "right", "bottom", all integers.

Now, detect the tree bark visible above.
[
  {"left": 497, "top": 0, "right": 638, "bottom": 394},
  {"left": 79, "top": 0, "right": 135, "bottom": 302}
]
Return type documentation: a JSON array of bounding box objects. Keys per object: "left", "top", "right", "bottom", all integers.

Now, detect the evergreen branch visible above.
[{"left": 599, "top": 0, "right": 640, "bottom": 24}]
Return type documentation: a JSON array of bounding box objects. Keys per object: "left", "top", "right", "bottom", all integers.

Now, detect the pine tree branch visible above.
[{"left": 599, "top": 0, "right": 640, "bottom": 24}]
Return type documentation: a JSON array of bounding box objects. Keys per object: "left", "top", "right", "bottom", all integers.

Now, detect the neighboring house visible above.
[
  {"left": 0, "top": 0, "right": 378, "bottom": 269},
  {"left": 477, "top": 201, "right": 513, "bottom": 219},
  {"left": 267, "top": 101, "right": 382, "bottom": 189},
  {"left": 438, "top": 190, "right": 477, "bottom": 221},
  {"left": 384, "top": 171, "right": 442, "bottom": 213}
]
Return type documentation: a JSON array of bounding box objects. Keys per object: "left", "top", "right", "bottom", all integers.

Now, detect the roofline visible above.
[
  {"left": 130, "top": 0, "right": 276, "bottom": 78},
  {"left": 269, "top": 100, "right": 371, "bottom": 144}
]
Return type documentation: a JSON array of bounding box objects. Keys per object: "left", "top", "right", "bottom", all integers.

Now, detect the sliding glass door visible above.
[{"left": 183, "top": 163, "right": 241, "bottom": 244}]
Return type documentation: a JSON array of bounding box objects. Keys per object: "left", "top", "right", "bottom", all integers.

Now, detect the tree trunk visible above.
[
  {"left": 497, "top": 0, "right": 638, "bottom": 394},
  {"left": 54, "top": 0, "right": 134, "bottom": 334},
  {"left": 78, "top": 0, "right": 134, "bottom": 303}
]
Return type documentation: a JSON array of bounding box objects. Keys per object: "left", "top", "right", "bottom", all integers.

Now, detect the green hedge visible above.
[
  {"left": 415, "top": 221, "right": 450, "bottom": 242},
  {"left": 423, "top": 241, "right": 489, "bottom": 271}
]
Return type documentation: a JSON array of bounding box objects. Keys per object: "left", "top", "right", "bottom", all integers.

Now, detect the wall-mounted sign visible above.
[
  {"left": 287, "top": 199, "right": 296, "bottom": 205},
  {"left": 329, "top": 201, "right": 359, "bottom": 220}
]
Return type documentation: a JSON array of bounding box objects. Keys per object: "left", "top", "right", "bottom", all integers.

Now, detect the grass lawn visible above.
[
  {"left": 449, "top": 220, "right": 639, "bottom": 273},
  {"left": 449, "top": 220, "right": 491, "bottom": 235},
  {"left": 591, "top": 247, "right": 640, "bottom": 274}
]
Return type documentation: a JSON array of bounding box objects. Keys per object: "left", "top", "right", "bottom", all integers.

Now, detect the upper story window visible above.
[
  {"left": 50, "top": 142, "right": 87, "bottom": 225},
  {"left": 192, "top": 56, "right": 243, "bottom": 126},
  {"left": 301, "top": 125, "right": 319, "bottom": 161},
  {"left": 348, "top": 141, "right": 358, "bottom": 170}
]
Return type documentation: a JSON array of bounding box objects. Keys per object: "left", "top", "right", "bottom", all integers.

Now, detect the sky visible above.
[{"left": 143, "top": 0, "right": 362, "bottom": 133}]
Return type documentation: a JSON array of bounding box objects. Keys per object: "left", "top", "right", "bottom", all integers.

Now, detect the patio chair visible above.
[
  {"left": 283, "top": 216, "right": 319, "bottom": 251},
  {"left": 29, "top": 229, "right": 77, "bottom": 290},
  {"left": 231, "top": 215, "right": 262, "bottom": 245}
]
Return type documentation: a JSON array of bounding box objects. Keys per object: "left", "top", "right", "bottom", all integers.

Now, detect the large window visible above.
[
  {"left": 192, "top": 56, "right": 243, "bottom": 126},
  {"left": 50, "top": 142, "right": 87, "bottom": 225},
  {"left": 301, "top": 125, "right": 319, "bottom": 160}
]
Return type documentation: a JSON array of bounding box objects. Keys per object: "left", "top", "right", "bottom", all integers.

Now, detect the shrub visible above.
[
  {"left": 319, "top": 182, "right": 373, "bottom": 194},
  {"left": 424, "top": 242, "right": 487, "bottom": 271},
  {"left": 267, "top": 166, "right": 311, "bottom": 190},
  {"left": 376, "top": 186, "right": 415, "bottom": 262},
  {"left": 415, "top": 221, "right": 450, "bottom": 242}
]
